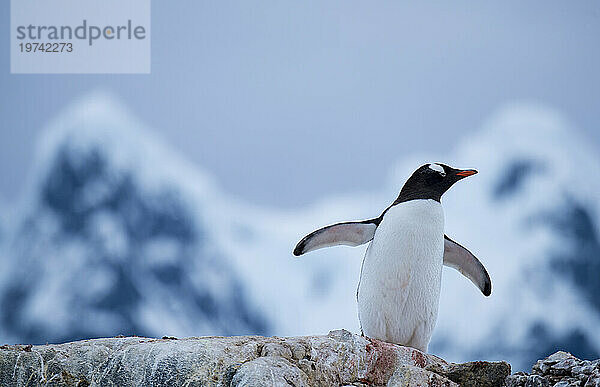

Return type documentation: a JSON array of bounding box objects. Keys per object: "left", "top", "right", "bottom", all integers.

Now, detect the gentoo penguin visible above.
[{"left": 293, "top": 163, "right": 491, "bottom": 353}]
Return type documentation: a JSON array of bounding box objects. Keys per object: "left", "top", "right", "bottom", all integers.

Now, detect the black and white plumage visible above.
[{"left": 293, "top": 163, "right": 491, "bottom": 352}]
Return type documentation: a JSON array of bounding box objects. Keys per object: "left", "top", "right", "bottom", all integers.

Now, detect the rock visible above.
[
  {"left": 524, "top": 374, "right": 550, "bottom": 387},
  {"left": 505, "top": 373, "right": 527, "bottom": 387},
  {"left": 507, "top": 351, "right": 600, "bottom": 387},
  {"left": 388, "top": 365, "right": 458, "bottom": 387},
  {"left": 231, "top": 357, "right": 308, "bottom": 386},
  {"left": 8, "top": 331, "right": 600, "bottom": 387},
  {"left": 506, "top": 373, "right": 551, "bottom": 387},
  {"left": 0, "top": 330, "right": 512, "bottom": 386},
  {"left": 426, "top": 360, "right": 511, "bottom": 387}
]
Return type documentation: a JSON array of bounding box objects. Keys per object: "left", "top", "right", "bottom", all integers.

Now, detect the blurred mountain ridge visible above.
[
  {"left": 0, "top": 93, "right": 268, "bottom": 345},
  {"left": 0, "top": 94, "right": 598, "bottom": 371}
]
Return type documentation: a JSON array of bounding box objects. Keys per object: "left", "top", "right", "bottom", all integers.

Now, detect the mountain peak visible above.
[{"left": 33, "top": 91, "right": 217, "bottom": 206}]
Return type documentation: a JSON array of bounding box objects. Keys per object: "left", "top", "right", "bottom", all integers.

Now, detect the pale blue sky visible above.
[{"left": 1, "top": 1, "right": 599, "bottom": 207}]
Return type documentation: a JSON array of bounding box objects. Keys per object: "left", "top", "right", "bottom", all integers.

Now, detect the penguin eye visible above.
[{"left": 428, "top": 163, "right": 446, "bottom": 177}]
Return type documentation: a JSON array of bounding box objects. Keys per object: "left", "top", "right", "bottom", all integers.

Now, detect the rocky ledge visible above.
[
  {"left": 3, "top": 329, "right": 599, "bottom": 387},
  {"left": 0, "top": 329, "right": 510, "bottom": 386},
  {"left": 4, "top": 330, "right": 598, "bottom": 387}
]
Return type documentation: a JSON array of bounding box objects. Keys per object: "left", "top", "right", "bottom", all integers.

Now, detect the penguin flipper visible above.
[
  {"left": 293, "top": 219, "right": 379, "bottom": 256},
  {"left": 443, "top": 235, "right": 492, "bottom": 296}
]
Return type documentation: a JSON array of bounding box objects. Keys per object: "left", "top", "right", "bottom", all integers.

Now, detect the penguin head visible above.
[{"left": 394, "top": 163, "right": 478, "bottom": 204}]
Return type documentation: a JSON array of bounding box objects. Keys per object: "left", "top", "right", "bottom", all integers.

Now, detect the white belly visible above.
[{"left": 357, "top": 199, "right": 444, "bottom": 352}]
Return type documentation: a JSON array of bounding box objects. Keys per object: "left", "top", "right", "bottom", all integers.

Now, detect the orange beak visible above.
[{"left": 456, "top": 169, "right": 478, "bottom": 177}]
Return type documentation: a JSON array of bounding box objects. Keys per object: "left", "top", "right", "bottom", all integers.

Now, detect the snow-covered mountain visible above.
[
  {"left": 0, "top": 94, "right": 598, "bottom": 371},
  {"left": 0, "top": 96, "right": 268, "bottom": 345},
  {"left": 427, "top": 105, "right": 600, "bottom": 370}
]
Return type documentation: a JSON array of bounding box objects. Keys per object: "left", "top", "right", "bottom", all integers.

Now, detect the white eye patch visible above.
[{"left": 428, "top": 163, "right": 446, "bottom": 176}]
